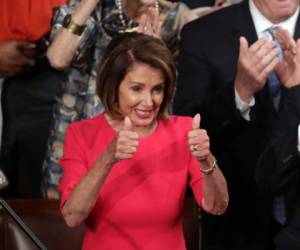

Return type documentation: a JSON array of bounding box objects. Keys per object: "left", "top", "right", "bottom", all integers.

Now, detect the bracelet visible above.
[{"left": 200, "top": 158, "right": 217, "bottom": 175}]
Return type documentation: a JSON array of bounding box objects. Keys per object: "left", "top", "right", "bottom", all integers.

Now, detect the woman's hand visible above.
[
  {"left": 112, "top": 117, "right": 139, "bottom": 162},
  {"left": 138, "top": 7, "right": 161, "bottom": 38},
  {"left": 188, "top": 114, "right": 210, "bottom": 162},
  {"left": 188, "top": 114, "right": 229, "bottom": 215}
]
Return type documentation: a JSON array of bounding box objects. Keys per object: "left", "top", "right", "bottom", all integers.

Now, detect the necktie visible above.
[
  {"left": 265, "top": 27, "right": 286, "bottom": 225},
  {"left": 265, "top": 26, "right": 282, "bottom": 110}
]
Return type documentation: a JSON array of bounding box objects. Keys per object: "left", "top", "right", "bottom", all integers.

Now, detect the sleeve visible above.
[
  {"left": 188, "top": 152, "right": 203, "bottom": 207},
  {"left": 50, "top": 1, "right": 100, "bottom": 64},
  {"left": 58, "top": 124, "right": 88, "bottom": 207},
  {"left": 234, "top": 88, "right": 255, "bottom": 121}
]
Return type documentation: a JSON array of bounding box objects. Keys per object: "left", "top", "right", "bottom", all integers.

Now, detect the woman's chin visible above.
[{"left": 132, "top": 118, "right": 156, "bottom": 131}]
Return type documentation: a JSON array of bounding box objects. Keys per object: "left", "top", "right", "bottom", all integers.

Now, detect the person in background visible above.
[
  {"left": 173, "top": 0, "right": 300, "bottom": 249},
  {"left": 256, "top": 28, "right": 300, "bottom": 250},
  {"left": 0, "top": 25, "right": 36, "bottom": 195},
  {"left": 59, "top": 32, "right": 228, "bottom": 250},
  {"left": 0, "top": 0, "right": 66, "bottom": 197},
  {"left": 44, "top": 0, "right": 203, "bottom": 198}
]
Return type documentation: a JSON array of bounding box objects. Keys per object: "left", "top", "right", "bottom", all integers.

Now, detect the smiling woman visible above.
[
  {"left": 57, "top": 32, "right": 228, "bottom": 250},
  {"left": 117, "top": 63, "right": 164, "bottom": 135},
  {"left": 96, "top": 32, "right": 175, "bottom": 135}
]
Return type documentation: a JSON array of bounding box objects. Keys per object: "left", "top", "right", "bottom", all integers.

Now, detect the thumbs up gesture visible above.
[
  {"left": 113, "top": 116, "right": 139, "bottom": 162},
  {"left": 188, "top": 114, "right": 210, "bottom": 162}
]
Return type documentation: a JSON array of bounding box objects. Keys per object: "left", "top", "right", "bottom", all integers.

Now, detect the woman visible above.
[
  {"left": 58, "top": 32, "right": 228, "bottom": 250},
  {"left": 43, "top": 0, "right": 200, "bottom": 198}
]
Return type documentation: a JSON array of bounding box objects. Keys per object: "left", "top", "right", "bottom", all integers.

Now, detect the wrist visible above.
[
  {"left": 200, "top": 154, "right": 217, "bottom": 175},
  {"left": 235, "top": 86, "right": 253, "bottom": 103},
  {"left": 72, "top": 0, "right": 98, "bottom": 24}
]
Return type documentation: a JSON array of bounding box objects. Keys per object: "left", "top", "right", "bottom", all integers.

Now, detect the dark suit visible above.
[
  {"left": 256, "top": 86, "right": 300, "bottom": 250},
  {"left": 173, "top": 1, "right": 300, "bottom": 249}
]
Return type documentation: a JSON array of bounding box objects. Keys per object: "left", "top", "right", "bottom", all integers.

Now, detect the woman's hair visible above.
[{"left": 96, "top": 32, "right": 176, "bottom": 120}]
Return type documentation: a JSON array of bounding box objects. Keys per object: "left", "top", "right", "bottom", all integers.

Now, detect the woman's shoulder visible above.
[{"left": 67, "top": 113, "right": 106, "bottom": 134}]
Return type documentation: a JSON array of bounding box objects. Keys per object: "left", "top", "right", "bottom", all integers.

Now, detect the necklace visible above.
[{"left": 115, "top": 0, "right": 160, "bottom": 32}]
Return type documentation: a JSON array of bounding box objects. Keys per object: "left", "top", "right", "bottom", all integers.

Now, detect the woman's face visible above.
[{"left": 118, "top": 62, "right": 165, "bottom": 132}]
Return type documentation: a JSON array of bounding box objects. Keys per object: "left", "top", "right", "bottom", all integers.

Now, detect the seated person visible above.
[{"left": 58, "top": 32, "right": 228, "bottom": 250}]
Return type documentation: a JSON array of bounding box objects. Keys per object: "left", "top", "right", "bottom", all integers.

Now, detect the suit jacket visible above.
[
  {"left": 173, "top": 1, "right": 300, "bottom": 249},
  {"left": 256, "top": 86, "right": 300, "bottom": 250}
]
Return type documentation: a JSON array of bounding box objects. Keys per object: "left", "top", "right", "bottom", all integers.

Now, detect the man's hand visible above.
[
  {"left": 274, "top": 28, "right": 300, "bottom": 88},
  {"left": 235, "top": 36, "right": 279, "bottom": 103},
  {"left": 0, "top": 40, "right": 35, "bottom": 77}
]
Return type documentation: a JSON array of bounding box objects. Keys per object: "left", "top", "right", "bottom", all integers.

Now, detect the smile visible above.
[{"left": 135, "top": 109, "right": 153, "bottom": 118}]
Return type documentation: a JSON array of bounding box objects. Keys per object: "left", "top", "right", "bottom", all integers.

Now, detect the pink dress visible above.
[{"left": 59, "top": 114, "right": 203, "bottom": 250}]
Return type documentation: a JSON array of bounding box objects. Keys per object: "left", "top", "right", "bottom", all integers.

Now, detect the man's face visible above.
[{"left": 254, "top": 0, "right": 299, "bottom": 23}]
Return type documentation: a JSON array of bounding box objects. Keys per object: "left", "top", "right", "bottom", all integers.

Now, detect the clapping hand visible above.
[
  {"left": 138, "top": 7, "right": 161, "bottom": 38},
  {"left": 235, "top": 36, "right": 279, "bottom": 103},
  {"left": 273, "top": 28, "right": 300, "bottom": 88}
]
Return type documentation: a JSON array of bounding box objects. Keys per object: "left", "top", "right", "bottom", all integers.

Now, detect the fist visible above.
[
  {"left": 114, "top": 117, "right": 139, "bottom": 161},
  {"left": 188, "top": 114, "right": 210, "bottom": 161}
]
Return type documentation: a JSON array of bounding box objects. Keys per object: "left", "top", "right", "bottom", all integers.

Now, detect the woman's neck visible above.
[{"left": 105, "top": 113, "right": 158, "bottom": 137}]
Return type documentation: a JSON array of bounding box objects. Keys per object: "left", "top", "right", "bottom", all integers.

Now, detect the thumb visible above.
[
  {"left": 123, "top": 116, "right": 132, "bottom": 131},
  {"left": 192, "top": 113, "right": 201, "bottom": 130},
  {"left": 239, "top": 36, "right": 248, "bottom": 56}
]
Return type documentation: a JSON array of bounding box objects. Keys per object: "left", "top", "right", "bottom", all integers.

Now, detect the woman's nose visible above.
[{"left": 142, "top": 92, "right": 153, "bottom": 106}]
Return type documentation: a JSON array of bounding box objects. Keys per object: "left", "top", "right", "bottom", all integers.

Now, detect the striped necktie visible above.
[
  {"left": 265, "top": 26, "right": 282, "bottom": 110},
  {"left": 265, "top": 26, "right": 287, "bottom": 225}
]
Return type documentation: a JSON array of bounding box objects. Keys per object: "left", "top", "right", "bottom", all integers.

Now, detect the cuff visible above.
[{"left": 234, "top": 88, "right": 255, "bottom": 121}]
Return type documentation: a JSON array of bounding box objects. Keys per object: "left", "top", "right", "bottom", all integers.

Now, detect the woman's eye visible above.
[
  {"left": 131, "top": 86, "right": 142, "bottom": 92},
  {"left": 153, "top": 85, "right": 163, "bottom": 93}
]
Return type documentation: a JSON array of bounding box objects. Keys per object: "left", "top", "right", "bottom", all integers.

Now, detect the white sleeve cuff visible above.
[{"left": 234, "top": 88, "right": 255, "bottom": 121}]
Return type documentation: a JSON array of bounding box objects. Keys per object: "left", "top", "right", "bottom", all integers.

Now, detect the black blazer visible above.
[
  {"left": 173, "top": 1, "right": 300, "bottom": 249},
  {"left": 256, "top": 86, "right": 300, "bottom": 249}
]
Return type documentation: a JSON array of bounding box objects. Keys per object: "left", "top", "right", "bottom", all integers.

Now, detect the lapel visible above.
[
  {"left": 293, "top": 14, "right": 300, "bottom": 39},
  {"left": 232, "top": 0, "right": 257, "bottom": 46}
]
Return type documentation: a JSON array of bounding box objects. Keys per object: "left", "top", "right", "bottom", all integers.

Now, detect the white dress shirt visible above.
[{"left": 234, "top": 0, "right": 299, "bottom": 121}]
